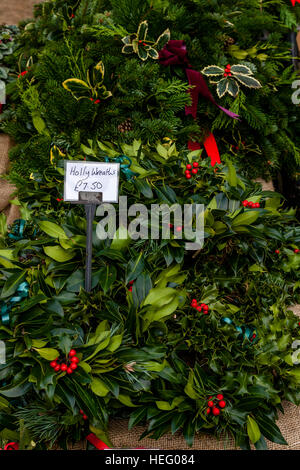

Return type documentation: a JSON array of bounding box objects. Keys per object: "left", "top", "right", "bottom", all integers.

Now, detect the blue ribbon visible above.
[
  {"left": 0, "top": 282, "right": 29, "bottom": 325},
  {"left": 8, "top": 219, "right": 26, "bottom": 241},
  {"left": 104, "top": 155, "right": 138, "bottom": 181},
  {"left": 222, "top": 317, "right": 258, "bottom": 344}
]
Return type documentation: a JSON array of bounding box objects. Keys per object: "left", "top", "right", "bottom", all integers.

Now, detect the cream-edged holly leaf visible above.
[
  {"left": 62, "top": 78, "right": 90, "bottom": 100},
  {"left": 137, "top": 21, "right": 148, "bottom": 41},
  {"left": 137, "top": 43, "right": 148, "bottom": 61},
  {"left": 202, "top": 65, "right": 224, "bottom": 76},
  {"left": 234, "top": 73, "right": 262, "bottom": 89},
  {"left": 122, "top": 44, "right": 134, "bottom": 54},
  {"left": 156, "top": 28, "right": 171, "bottom": 50},
  {"left": 148, "top": 47, "right": 159, "bottom": 60},
  {"left": 94, "top": 61, "right": 105, "bottom": 81},
  {"left": 227, "top": 79, "right": 240, "bottom": 97},
  {"left": 231, "top": 64, "right": 253, "bottom": 75},
  {"left": 122, "top": 35, "right": 131, "bottom": 44},
  {"left": 217, "top": 78, "right": 229, "bottom": 98}
]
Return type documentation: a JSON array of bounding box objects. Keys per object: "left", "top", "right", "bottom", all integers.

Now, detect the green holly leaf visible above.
[
  {"left": 216, "top": 78, "right": 229, "bottom": 98},
  {"left": 122, "top": 44, "right": 134, "bottom": 54},
  {"left": 234, "top": 73, "right": 262, "bottom": 89},
  {"left": 137, "top": 21, "right": 148, "bottom": 41},
  {"left": 202, "top": 65, "right": 224, "bottom": 76},
  {"left": 155, "top": 28, "right": 171, "bottom": 50},
  {"left": 137, "top": 43, "right": 148, "bottom": 61},
  {"left": 227, "top": 79, "right": 240, "bottom": 97},
  {"left": 231, "top": 64, "right": 253, "bottom": 75}
]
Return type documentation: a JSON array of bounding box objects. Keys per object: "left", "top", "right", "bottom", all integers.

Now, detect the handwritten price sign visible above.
[{"left": 64, "top": 161, "right": 120, "bottom": 202}]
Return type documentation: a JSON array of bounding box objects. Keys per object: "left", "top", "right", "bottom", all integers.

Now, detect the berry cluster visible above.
[
  {"left": 275, "top": 248, "right": 300, "bottom": 254},
  {"left": 190, "top": 299, "right": 209, "bottom": 315},
  {"left": 79, "top": 409, "right": 88, "bottom": 421},
  {"left": 242, "top": 200, "right": 260, "bottom": 209},
  {"left": 18, "top": 70, "right": 28, "bottom": 78},
  {"left": 50, "top": 349, "right": 80, "bottom": 375},
  {"left": 185, "top": 162, "right": 199, "bottom": 180},
  {"left": 223, "top": 64, "right": 232, "bottom": 77},
  {"left": 90, "top": 98, "right": 101, "bottom": 104},
  {"left": 128, "top": 280, "right": 134, "bottom": 292},
  {"left": 206, "top": 394, "right": 226, "bottom": 416}
]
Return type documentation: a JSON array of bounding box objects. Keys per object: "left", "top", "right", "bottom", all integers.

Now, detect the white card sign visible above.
[{"left": 64, "top": 161, "right": 120, "bottom": 203}]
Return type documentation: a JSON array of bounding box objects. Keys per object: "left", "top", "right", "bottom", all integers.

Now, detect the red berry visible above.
[
  {"left": 197, "top": 306, "right": 202, "bottom": 312},
  {"left": 186, "top": 164, "right": 192, "bottom": 170},
  {"left": 206, "top": 408, "right": 211, "bottom": 414},
  {"left": 242, "top": 201, "right": 248, "bottom": 207},
  {"left": 212, "top": 407, "right": 220, "bottom": 416},
  {"left": 218, "top": 400, "right": 226, "bottom": 409},
  {"left": 69, "top": 349, "right": 76, "bottom": 357},
  {"left": 79, "top": 409, "right": 84, "bottom": 415},
  {"left": 176, "top": 226, "right": 182, "bottom": 232},
  {"left": 193, "top": 162, "right": 199, "bottom": 168},
  {"left": 67, "top": 367, "right": 73, "bottom": 374},
  {"left": 207, "top": 400, "right": 214, "bottom": 407},
  {"left": 60, "top": 364, "right": 68, "bottom": 371},
  {"left": 294, "top": 249, "right": 299, "bottom": 253},
  {"left": 216, "top": 394, "right": 223, "bottom": 400},
  {"left": 94, "top": 99, "right": 101, "bottom": 104},
  {"left": 83, "top": 414, "right": 88, "bottom": 420},
  {"left": 71, "top": 356, "right": 80, "bottom": 363},
  {"left": 70, "top": 363, "right": 78, "bottom": 370},
  {"left": 275, "top": 249, "right": 280, "bottom": 254},
  {"left": 50, "top": 361, "right": 57, "bottom": 368},
  {"left": 192, "top": 299, "right": 197, "bottom": 304},
  {"left": 192, "top": 168, "right": 198, "bottom": 175},
  {"left": 186, "top": 173, "right": 192, "bottom": 179},
  {"left": 252, "top": 334, "right": 256, "bottom": 339},
  {"left": 54, "top": 365, "right": 61, "bottom": 372}
]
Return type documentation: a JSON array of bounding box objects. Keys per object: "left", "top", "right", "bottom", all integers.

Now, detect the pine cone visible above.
[
  {"left": 223, "top": 36, "right": 235, "bottom": 48},
  {"left": 118, "top": 118, "right": 133, "bottom": 133}
]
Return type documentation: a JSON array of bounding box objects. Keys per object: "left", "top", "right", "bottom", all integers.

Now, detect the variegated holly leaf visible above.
[
  {"left": 227, "top": 79, "right": 240, "bottom": 97},
  {"left": 137, "top": 42, "right": 148, "bottom": 61},
  {"left": 122, "top": 35, "right": 131, "bottom": 45},
  {"left": 148, "top": 48, "right": 159, "bottom": 59},
  {"left": 62, "top": 78, "right": 90, "bottom": 100},
  {"left": 155, "top": 29, "right": 171, "bottom": 50},
  {"left": 202, "top": 65, "right": 224, "bottom": 76},
  {"left": 216, "top": 78, "right": 229, "bottom": 98},
  {"left": 137, "top": 21, "right": 148, "bottom": 41},
  {"left": 97, "top": 85, "right": 112, "bottom": 100},
  {"left": 230, "top": 64, "right": 253, "bottom": 75},
  {"left": 122, "top": 44, "right": 134, "bottom": 54},
  {"left": 234, "top": 73, "right": 262, "bottom": 89}
]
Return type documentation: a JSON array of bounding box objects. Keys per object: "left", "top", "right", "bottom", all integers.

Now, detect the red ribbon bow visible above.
[
  {"left": 0, "top": 442, "right": 19, "bottom": 450},
  {"left": 291, "top": 0, "right": 300, "bottom": 6},
  {"left": 159, "top": 40, "right": 240, "bottom": 166}
]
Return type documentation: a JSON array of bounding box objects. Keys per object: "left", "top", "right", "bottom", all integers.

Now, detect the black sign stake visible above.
[{"left": 71, "top": 191, "right": 103, "bottom": 293}]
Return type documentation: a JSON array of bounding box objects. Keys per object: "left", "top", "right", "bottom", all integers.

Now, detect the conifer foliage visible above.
[{"left": 0, "top": 0, "right": 300, "bottom": 450}]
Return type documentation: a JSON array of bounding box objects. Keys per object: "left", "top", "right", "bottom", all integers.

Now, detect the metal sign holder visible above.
[{"left": 71, "top": 191, "right": 103, "bottom": 292}]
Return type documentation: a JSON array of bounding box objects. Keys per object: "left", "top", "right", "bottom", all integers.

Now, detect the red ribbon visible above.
[
  {"left": 291, "top": 0, "right": 300, "bottom": 5},
  {"left": 86, "top": 433, "right": 110, "bottom": 449},
  {"left": 159, "top": 40, "right": 240, "bottom": 166},
  {"left": 0, "top": 442, "right": 19, "bottom": 450}
]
